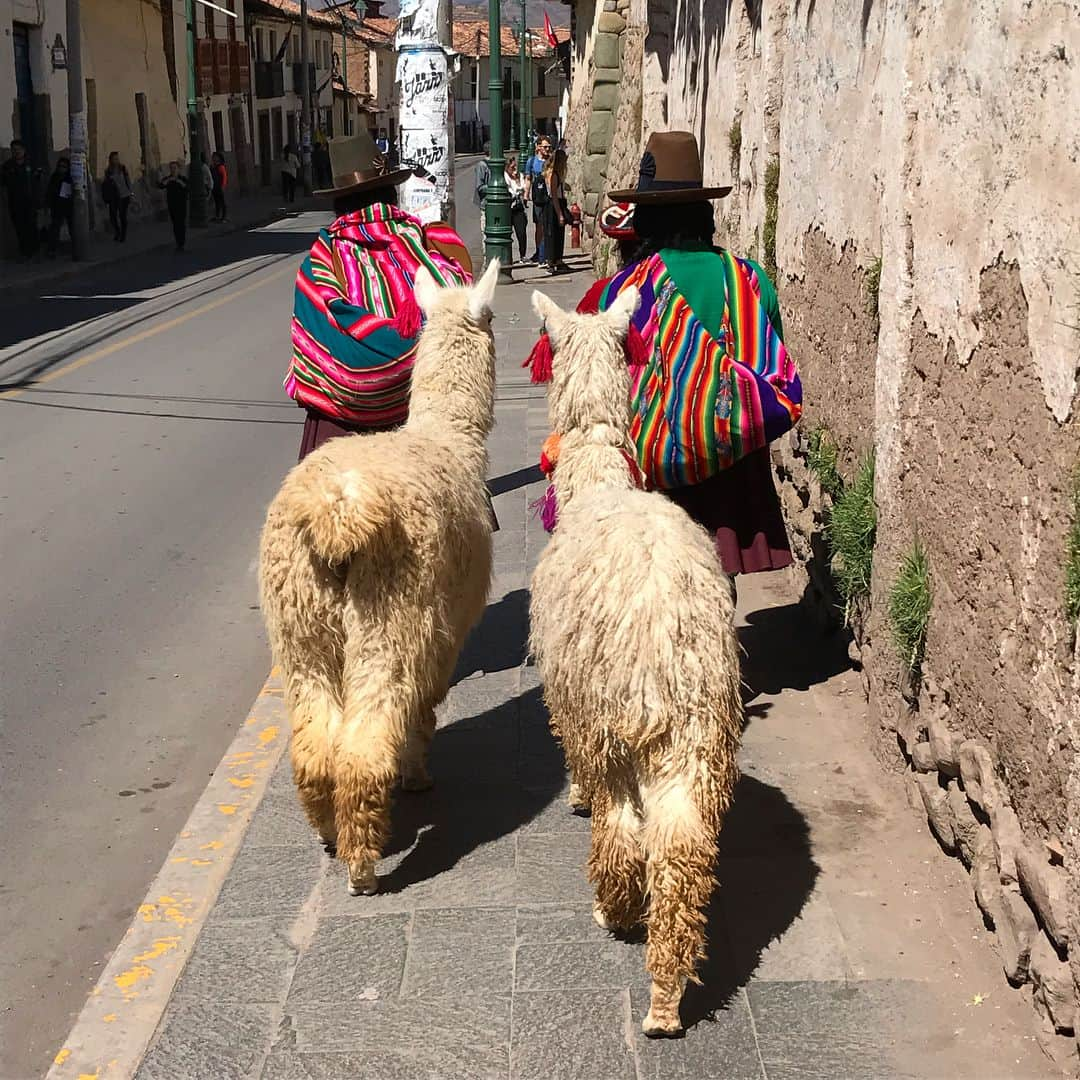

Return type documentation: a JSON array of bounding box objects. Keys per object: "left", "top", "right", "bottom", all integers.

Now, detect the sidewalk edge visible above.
[{"left": 46, "top": 669, "right": 289, "bottom": 1080}]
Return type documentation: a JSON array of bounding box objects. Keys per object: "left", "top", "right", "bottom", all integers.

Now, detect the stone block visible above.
[
  {"left": 173, "top": 918, "right": 297, "bottom": 1004},
  {"left": 515, "top": 939, "right": 649, "bottom": 990},
  {"left": 946, "top": 781, "right": 981, "bottom": 868},
  {"left": 593, "top": 66, "right": 622, "bottom": 87},
  {"left": 586, "top": 111, "right": 615, "bottom": 156},
  {"left": 958, "top": 739, "right": 993, "bottom": 811},
  {"left": 211, "top": 842, "right": 323, "bottom": 921},
  {"left": 1015, "top": 844, "right": 1071, "bottom": 950},
  {"left": 593, "top": 32, "right": 622, "bottom": 70},
  {"left": 927, "top": 707, "right": 960, "bottom": 777},
  {"left": 995, "top": 888, "right": 1038, "bottom": 986},
  {"left": 910, "top": 742, "right": 935, "bottom": 773},
  {"left": 603, "top": 0, "right": 617, "bottom": 8},
  {"left": 583, "top": 153, "right": 608, "bottom": 195},
  {"left": 592, "top": 82, "right": 619, "bottom": 112},
  {"left": 1030, "top": 931, "right": 1077, "bottom": 1035},
  {"left": 915, "top": 773, "right": 956, "bottom": 853},
  {"left": 401, "top": 907, "right": 515, "bottom": 998},
  {"left": 597, "top": 11, "right": 627, "bottom": 33},
  {"left": 990, "top": 803, "right": 1024, "bottom": 887}
]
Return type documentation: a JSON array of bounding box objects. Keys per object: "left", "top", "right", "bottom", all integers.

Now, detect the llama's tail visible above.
[{"left": 284, "top": 463, "right": 392, "bottom": 564}]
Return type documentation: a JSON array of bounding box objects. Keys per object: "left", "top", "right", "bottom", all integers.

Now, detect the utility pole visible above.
[
  {"left": 65, "top": 0, "right": 89, "bottom": 258},
  {"left": 395, "top": 0, "right": 454, "bottom": 224},
  {"left": 436, "top": 0, "right": 455, "bottom": 226},
  {"left": 300, "top": 0, "right": 313, "bottom": 194},
  {"left": 483, "top": 0, "right": 511, "bottom": 271},
  {"left": 508, "top": 41, "right": 516, "bottom": 156},
  {"left": 518, "top": 6, "right": 527, "bottom": 154},
  {"left": 185, "top": 0, "right": 207, "bottom": 224}
]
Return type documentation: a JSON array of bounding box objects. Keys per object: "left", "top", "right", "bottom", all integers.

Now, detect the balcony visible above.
[{"left": 255, "top": 60, "right": 285, "bottom": 99}]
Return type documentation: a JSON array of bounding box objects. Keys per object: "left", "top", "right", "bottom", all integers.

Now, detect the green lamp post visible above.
[
  {"left": 483, "top": 0, "right": 512, "bottom": 270},
  {"left": 519, "top": 10, "right": 528, "bottom": 154}
]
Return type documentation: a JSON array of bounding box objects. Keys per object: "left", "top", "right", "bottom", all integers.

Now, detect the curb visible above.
[{"left": 47, "top": 670, "right": 289, "bottom": 1080}]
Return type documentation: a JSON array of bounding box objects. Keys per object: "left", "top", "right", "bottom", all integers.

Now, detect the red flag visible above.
[{"left": 543, "top": 11, "right": 559, "bottom": 49}]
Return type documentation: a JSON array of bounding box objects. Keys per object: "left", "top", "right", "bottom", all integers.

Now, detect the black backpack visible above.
[{"left": 531, "top": 165, "right": 550, "bottom": 207}]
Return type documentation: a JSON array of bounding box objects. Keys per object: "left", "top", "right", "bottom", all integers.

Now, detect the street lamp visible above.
[
  {"left": 483, "top": 0, "right": 512, "bottom": 270},
  {"left": 518, "top": 9, "right": 527, "bottom": 154}
]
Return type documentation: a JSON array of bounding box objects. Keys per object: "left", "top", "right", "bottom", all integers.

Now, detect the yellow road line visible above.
[{"left": 1, "top": 265, "right": 292, "bottom": 402}]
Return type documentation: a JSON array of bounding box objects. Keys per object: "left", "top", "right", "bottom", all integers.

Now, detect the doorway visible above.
[
  {"left": 212, "top": 110, "right": 226, "bottom": 156},
  {"left": 12, "top": 24, "right": 42, "bottom": 167},
  {"left": 258, "top": 110, "right": 271, "bottom": 186}
]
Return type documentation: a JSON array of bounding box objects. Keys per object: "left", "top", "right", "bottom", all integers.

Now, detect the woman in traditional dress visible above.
[
  {"left": 286, "top": 131, "right": 474, "bottom": 461},
  {"left": 527, "top": 131, "right": 801, "bottom": 582}
]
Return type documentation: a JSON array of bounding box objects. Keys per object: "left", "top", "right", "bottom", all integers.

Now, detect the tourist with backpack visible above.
[{"left": 524, "top": 135, "right": 552, "bottom": 263}]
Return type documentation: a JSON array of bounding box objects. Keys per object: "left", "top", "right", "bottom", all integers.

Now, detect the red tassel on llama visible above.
[
  {"left": 523, "top": 332, "right": 554, "bottom": 384},
  {"left": 530, "top": 484, "right": 559, "bottom": 533}
]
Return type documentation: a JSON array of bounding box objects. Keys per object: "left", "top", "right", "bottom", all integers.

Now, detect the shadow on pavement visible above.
[
  {"left": 377, "top": 686, "right": 561, "bottom": 893},
  {"left": 682, "top": 773, "right": 819, "bottom": 1027},
  {"left": 0, "top": 216, "right": 321, "bottom": 379},
  {"left": 453, "top": 588, "right": 531, "bottom": 683},
  {"left": 739, "top": 587, "right": 852, "bottom": 699}
]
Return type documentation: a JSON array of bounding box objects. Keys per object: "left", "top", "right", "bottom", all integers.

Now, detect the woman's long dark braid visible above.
[{"left": 627, "top": 200, "right": 717, "bottom": 263}]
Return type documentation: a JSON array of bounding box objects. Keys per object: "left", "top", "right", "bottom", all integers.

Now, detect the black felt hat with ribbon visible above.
[{"left": 608, "top": 130, "right": 732, "bottom": 204}]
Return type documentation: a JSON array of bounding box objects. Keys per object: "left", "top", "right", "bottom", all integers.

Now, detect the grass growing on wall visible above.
[
  {"left": 889, "top": 542, "right": 932, "bottom": 678},
  {"left": 728, "top": 119, "right": 742, "bottom": 174},
  {"left": 828, "top": 451, "right": 876, "bottom": 618},
  {"left": 762, "top": 156, "right": 780, "bottom": 282},
  {"left": 1066, "top": 466, "right": 1080, "bottom": 628},
  {"left": 865, "top": 256, "right": 882, "bottom": 321},
  {"left": 806, "top": 425, "right": 844, "bottom": 501}
]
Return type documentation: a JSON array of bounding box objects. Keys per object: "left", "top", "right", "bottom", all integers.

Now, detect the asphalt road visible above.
[{"left": 0, "top": 211, "right": 327, "bottom": 1078}]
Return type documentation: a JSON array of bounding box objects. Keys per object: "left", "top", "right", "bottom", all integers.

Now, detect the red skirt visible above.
[
  {"left": 297, "top": 410, "right": 499, "bottom": 531},
  {"left": 663, "top": 448, "right": 792, "bottom": 576}
]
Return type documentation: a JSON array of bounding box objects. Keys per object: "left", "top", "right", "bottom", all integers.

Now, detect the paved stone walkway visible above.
[{"left": 131, "top": 257, "right": 1058, "bottom": 1080}]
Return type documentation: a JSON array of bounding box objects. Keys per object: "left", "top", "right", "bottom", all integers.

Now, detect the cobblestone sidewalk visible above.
[{"left": 126, "top": 259, "right": 1057, "bottom": 1080}]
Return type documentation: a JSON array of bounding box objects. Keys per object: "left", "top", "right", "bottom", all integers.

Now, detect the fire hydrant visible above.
[{"left": 569, "top": 202, "right": 583, "bottom": 249}]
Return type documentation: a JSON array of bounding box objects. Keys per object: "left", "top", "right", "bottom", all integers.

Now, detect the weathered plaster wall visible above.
[{"left": 573, "top": 0, "right": 1080, "bottom": 1055}]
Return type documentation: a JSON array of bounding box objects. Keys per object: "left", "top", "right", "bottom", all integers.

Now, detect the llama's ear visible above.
[
  {"left": 605, "top": 285, "right": 640, "bottom": 339},
  {"left": 468, "top": 258, "right": 501, "bottom": 322},
  {"left": 531, "top": 290, "right": 568, "bottom": 346},
  {"left": 413, "top": 265, "right": 442, "bottom": 316}
]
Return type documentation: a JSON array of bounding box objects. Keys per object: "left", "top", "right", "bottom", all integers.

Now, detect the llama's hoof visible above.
[
  {"left": 568, "top": 783, "right": 590, "bottom": 813},
  {"left": 321, "top": 837, "right": 338, "bottom": 857},
  {"left": 641, "top": 1009, "right": 683, "bottom": 1038},
  {"left": 401, "top": 771, "right": 434, "bottom": 793},
  {"left": 592, "top": 904, "right": 611, "bottom": 931},
  {"left": 347, "top": 865, "right": 379, "bottom": 896}
]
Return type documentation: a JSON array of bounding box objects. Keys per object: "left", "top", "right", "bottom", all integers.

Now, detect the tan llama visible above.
[
  {"left": 259, "top": 260, "right": 500, "bottom": 897},
  {"left": 528, "top": 286, "right": 743, "bottom": 1036}
]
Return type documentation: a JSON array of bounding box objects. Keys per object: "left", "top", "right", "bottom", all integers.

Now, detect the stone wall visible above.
[{"left": 568, "top": 0, "right": 1080, "bottom": 1061}]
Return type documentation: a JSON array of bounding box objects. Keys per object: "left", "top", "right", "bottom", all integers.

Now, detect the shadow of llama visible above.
[
  {"left": 259, "top": 260, "right": 500, "bottom": 897},
  {"left": 528, "top": 285, "right": 743, "bottom": 1036}
]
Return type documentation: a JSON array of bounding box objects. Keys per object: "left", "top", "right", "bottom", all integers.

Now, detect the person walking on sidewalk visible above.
[
  {"left": 474, "top": 141, "right": 491, "bottom": 225},
  {"left": 281, "top": 144, "right": 300, "bottom": 203},
  {"left": 210, "top": 152, "right": 228, "bottom": 222},
  {"left": 45, "top": 156, "right": 74, "bottom": 257},
  {"left": 541, "top": 147, "right": 568, "bottom": 275},
  {"left": 286, "top": 131, "right": 473, "bottom": 460},
  {"left": 103, "top": 151, "right": 133, "bottom": 242},
  {"left": 200, "top": 153, "right": 213, "bottom": 203},
  {"left": 2, "top": 139, "right": 41, "bottom": 259},
  {"left": 526, "top": 131, "right": 802, "bottom": 583},
  {"left": 505, "top": 153, "right": 528, "bottom": 264},
  {"left": 159, "top": 161, "right": 188, "bottom": 251},
  {"left": 524, "top": 135, "right": 552, "bottom": 263}
]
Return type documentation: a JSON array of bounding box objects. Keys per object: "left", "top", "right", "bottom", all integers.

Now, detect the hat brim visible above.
[
  {"left": 607, "top": 184, "right": 732, "bottom": 204},
  {"left": 315, "top": 167, "right": 415, "bottom": 198}
]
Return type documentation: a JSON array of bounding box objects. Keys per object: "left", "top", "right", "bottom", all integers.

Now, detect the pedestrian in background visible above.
[
  {"left": 505, "top": 153, "right": 528, "bottom": 263},
  {"left": 200, "top": 153, "right": 213, "bottom": 202},
  {"left": 2, "top": 139, "right": 40, "bottom": 259},
  {"left": 474, "top": 140, "right": 491, "bottom": 223},
  {"left": 103, "top": 151, "right": 133, "bottom": 242},
  {"left": 524, "top": 135, "right": 552, "bottom": 263},
  {"left": 159, "top": 161, "right": 188, "bottom": 252},
  {"left": 281, "top": 144, "right": 300, "bottom": 203},
  {"left": 541, "top": 147, "right": 568, "bottom": 275},
  {"left": 210, "top": 152, "right": 227, "bottom": 222},
  {"left": 45, "top": 156, "right": 73, "bottom": 257}
]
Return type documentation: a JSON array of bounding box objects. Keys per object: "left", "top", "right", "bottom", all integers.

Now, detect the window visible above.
[
  {"left": 203, "top": 3, "right": 214, "bottom": 37},
  {"left": 538, "top": 65, "right": 546, "bottom": 96},
  {"left": 269, "top": 30, "right": 278, "bottom": 60},
  {"left": 226, "top": 0, "right": 236, "bottom": 41},
  {"left": 255, "top": 28, "right": 265, "bottom": 60}
]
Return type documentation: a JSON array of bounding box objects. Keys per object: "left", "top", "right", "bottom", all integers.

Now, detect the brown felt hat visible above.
[
  {"left": 608, "top": 130, "right": 732, "bottom": 204},
  {"left": 315, "top": 132, "right": 414, "bottom": 198}
]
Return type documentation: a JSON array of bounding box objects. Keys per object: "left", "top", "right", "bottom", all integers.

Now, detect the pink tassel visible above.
[
  {"left": 394, "top": 293, "right": 424, "bottom": 339},
  {"left": 523, "top": 333, "right": 554, "bottom": 384},
  {"left": 626, "top": 323, "right": 650, "bottom": 368},
  {"left": 529, "top": 484, "right": 559, "bottom": 533}
]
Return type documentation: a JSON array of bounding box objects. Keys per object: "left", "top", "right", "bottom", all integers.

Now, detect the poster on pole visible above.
[{"left": 396, "top": 45, "right": 450, "bottom": 219}]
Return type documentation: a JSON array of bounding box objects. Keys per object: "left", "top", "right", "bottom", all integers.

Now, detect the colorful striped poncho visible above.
[
  {"left": 579, "top": 250, "right": 801, "bottom": 490},
  {"left": 286, "top": 204, "right": 471, "bottom": 428}
]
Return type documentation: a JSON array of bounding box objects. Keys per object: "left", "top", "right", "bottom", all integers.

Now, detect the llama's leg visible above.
[
  {"left": 400, "top": 705, "right": 436, "bottom": 792},
  {"left": 588, "top": 784, "right": 646, "bottom": 932},
  {"left": 286, "top": 670, "right": 341, "bottom": 851},
  {"left": 639, "top": 773, "right": 719, "bottom": 1037},
  {"left": 549, "top": 710, "right": 590, "bottom": 812}
]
